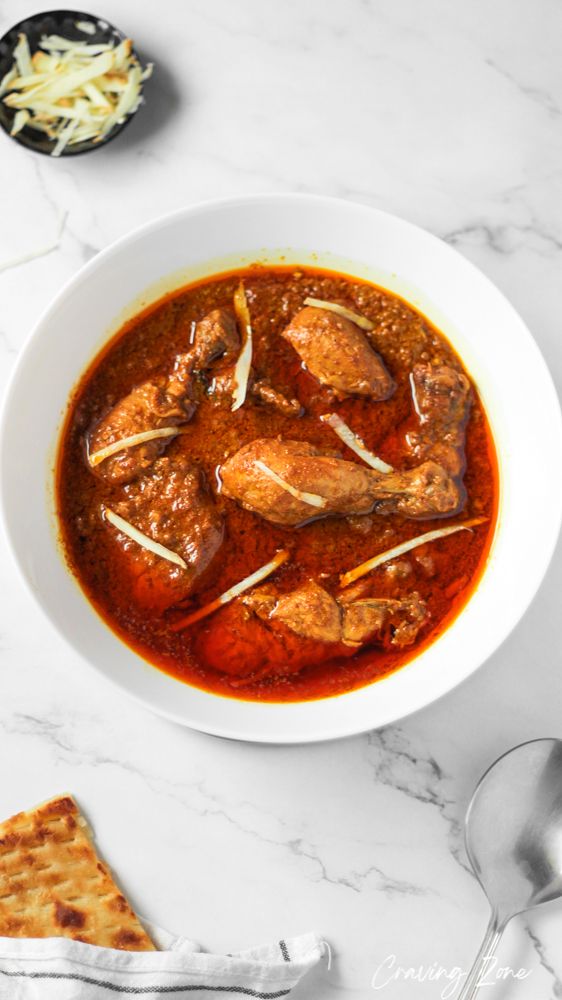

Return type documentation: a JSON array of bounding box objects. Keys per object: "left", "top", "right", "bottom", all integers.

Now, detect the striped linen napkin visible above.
[{"left": 0, "top": 926, "right": 325, "bottom": 998}]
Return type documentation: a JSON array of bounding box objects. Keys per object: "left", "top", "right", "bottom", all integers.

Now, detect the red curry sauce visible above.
[{"left": 56, "top": 266, "right": 499, "bottom": 701}]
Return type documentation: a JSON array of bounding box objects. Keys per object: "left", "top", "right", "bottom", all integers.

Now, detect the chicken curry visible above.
[{"left": 56, "top": 266, "right": 498, "bottom": 701}]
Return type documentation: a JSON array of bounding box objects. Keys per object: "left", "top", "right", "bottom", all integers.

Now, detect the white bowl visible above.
[{"left": 1, "top": 195, "right": 561, "bottom": 743}]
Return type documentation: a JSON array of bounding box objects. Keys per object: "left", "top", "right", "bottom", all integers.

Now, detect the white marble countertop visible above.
[{"left": 1, "top": 1, "right": 562, "bottom": 996}]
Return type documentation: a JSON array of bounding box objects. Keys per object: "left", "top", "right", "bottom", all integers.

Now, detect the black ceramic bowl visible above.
[{"left": 0, "top": 8, "right": 145, "bottom": 156}]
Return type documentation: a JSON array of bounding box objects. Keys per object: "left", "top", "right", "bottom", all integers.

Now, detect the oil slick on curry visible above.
[{"left": 56, "top": 266, "right": 498, "bottom": 702}]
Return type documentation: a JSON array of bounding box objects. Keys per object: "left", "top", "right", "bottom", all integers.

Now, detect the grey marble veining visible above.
[{"left": 0, "top": 1, "right": 561, "bottom": 997}]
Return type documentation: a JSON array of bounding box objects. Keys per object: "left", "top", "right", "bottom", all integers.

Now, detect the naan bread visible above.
[{"left": 0, "top": 794, "right": 154, "bottom": 950}]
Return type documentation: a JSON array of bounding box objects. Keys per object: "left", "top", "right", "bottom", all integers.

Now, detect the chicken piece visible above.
[
  {"left": 195, "top": 583, "right": 426, "bottom": 682},
  {"left": 220, "top": 438, "right": 462, "bottom": 527},
  {"left": 245, "top": 580, "right": 342, "bottom": 643},
  {"left": 222, "top": 438, "right": 375, "bottom": 525},
  {"left": 339, "top": 590, "right": 427, "bottom": 647},
  {"left": 282, "top": 303, "right": 394, "bottom": 399},
  {"left": 252, "top": 378, "right": 303, "bottom": 416},
  {"left": 209, "top": 369, "right": 302, "bottom": 417},
  {"left": 88, "top": 309, "right": 238, "bottom": 485},
  {"left": 87, "top": 373, "right": 195, "bottom": 486},
  {"left": 107, "top": 455, "right": 223, "bottom": 611},
  {"left": 189, "top": 307, "right": 240, "bottom": 371},
  {"left": 368, "top": 460, "right": 461, "bottom": 519},
  {"left": 409, "top": 363, "right": 471, "bottom": 477},
  {"left": 243, "top": 580, "right": 427, "bottom": 648}
]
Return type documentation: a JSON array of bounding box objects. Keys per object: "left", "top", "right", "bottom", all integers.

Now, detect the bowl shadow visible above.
[{"left": 105, "top": 51, "right": 183, "bottom": 152}]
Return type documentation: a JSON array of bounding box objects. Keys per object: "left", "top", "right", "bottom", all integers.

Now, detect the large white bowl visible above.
[{"left": 1, "top": 195, "right": 561, "bottom": 742}]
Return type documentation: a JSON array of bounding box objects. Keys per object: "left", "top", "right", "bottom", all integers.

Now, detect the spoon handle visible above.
[{"left": 457, "top": 913, "right": 504, "bottom": 1000}]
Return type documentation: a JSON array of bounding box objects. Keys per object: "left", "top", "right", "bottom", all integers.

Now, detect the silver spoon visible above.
[{"left": 458, "top": 738, "right": 562, "bottom": 1000}]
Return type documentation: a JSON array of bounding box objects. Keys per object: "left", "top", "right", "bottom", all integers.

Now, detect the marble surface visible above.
[{"left": 1, "top": 1, "right": 562, "bottom": 996}]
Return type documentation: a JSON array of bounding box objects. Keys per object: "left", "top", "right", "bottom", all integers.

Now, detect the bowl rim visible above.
[
  {"left": 0, "top": 7, "right": 143, "bottom": 157},
  {"left": 1, "top": 192, "right": 561, "bottom": 743}
]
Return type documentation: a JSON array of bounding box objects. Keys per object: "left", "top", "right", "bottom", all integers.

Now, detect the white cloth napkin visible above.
[{"left": 0, "top": 926, "right": 325, "bottom": 999}]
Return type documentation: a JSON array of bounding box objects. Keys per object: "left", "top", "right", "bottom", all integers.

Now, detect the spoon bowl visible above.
[{"left": 459, "top": 738, "right": 562, "bottom": 999}]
